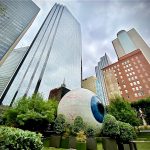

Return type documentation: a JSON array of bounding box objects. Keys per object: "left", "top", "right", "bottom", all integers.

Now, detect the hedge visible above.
[{"left": 0, "top": 126, "right": 43, "bottom": 150}]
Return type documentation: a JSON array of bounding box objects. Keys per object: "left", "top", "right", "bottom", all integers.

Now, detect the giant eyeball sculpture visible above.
[{"left": 58, "top": 88, "right": 105, "bottom": 134}]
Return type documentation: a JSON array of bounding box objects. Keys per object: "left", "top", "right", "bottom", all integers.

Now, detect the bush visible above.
[
  {"left": 118, "top": 121, "right": 136, "bottom": 142},
  {"left": 0, "top": 126, "right": 43, "bottom": 150},
  {"left": 85, "top": 126, "right": 95, "bottom": 137},
  {"left": 72, "top": 116, "right": 85, "bottom": 135},
  {"left": 101, "top": 114, "right": 120, "bottom": 138},
  {"left": 54, "top": 114, "right": 66, "bottom": 135}
]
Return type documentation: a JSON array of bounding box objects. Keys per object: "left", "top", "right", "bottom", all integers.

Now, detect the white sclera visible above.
[{"left": 58, "top": 88, "right": 103, "bottom": 133}]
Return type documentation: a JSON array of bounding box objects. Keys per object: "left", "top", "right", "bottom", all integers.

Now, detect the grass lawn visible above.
[
  {"left": 43, "top": 143, "right": 103, "bottom": 150},
  {"left": 136, "top": 142, "right": 150, "bottom": 150}
]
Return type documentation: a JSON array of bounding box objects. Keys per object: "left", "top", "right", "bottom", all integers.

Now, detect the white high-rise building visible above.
[{"left": 112, "top": 28, "right": 150, "bottom": 63}]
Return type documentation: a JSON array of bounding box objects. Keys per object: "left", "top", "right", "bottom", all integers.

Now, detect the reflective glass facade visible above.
[
  {"left": 3, "top": 4, "right": 82, "bottom": 104},
  {"left": 117, "top": 30, "right": 136, "bottom": 54},
  {"left": 0, "top": 0, "right": 39, "bottom": 64},
  {"left": 95, "top": 54, "right": 111, "bottom": 105},
  {"left": 0, "top": 47, "right": 29, "bottom": 100}
]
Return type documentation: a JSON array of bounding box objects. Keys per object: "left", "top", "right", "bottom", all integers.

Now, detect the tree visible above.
[
  {"left": 72, "top": 116, "right": 85, "bottom": 135},
  {"left": 108, "top": 96, "right": 140, "bottom": 126},
  {"left": 3, "top": 93, "right": 58, "bottom": 133},
  {"left": 131, "top": 97, "right": 150, "bottom": 125},
  {"left": 54, "top": 114, "right": 66, "bottom": 135}
]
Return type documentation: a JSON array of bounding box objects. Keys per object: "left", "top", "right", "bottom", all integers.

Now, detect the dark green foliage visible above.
[
  {"left": 108, "top": 96, "right": 140, "bottom": 126},
  {"left": 102, "top": 114, "right": 120, "bottom": 138},
  {"left": 118, "top": 121, "right": 136, "bottom": 142},
  {"left": 0, "top": 105, "right": 9, "bottom": 125},
  {"left": 54, "top": 114, "right": 66, "bottom": 135},
  {"left": 2, "top": 93, "right": 58, "bottom": 133},
  {"left": 131, "top": 97, "right": 150, "bottom": 125},
  {"left": 72, "top": 116, "right": 85, "bottom": 135},
  {"left": 0, "top": 126, "right": 43, "bottom": 150},
  {"left": 85, "top": 126, "right": 95, "bottom": 137}
]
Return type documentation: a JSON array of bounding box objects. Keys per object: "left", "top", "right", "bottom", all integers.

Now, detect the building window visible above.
[
  {"left": 134, "top": 93, "right": 138, "bottom": 97},
  {"left": 120, "top": 76, "right": 123, "bottom": 79},
  {"left": 127, "top": 74, "right": 129, "bottom": 77},
  {"left": 123, "top": 85, "right": 126, "bottom": 88},
  {"left": 138, "top": 93, "right": 142, "bottom": 96},
  {"left": 125, "top": 90, "right": 128, "bottom": 93},
  {"left": 130, "top": 83, "right": 133, "bottom": 86},
  {"left": 136, "top": 87, "right": 139, "bottom": 90},
  {"left": 135, "top": 76, "right": 137, "bottom": 79},
  {"left": 125, "top": 70, "right": 127, "bottom": 72},
  {"left": 128, "top": 78, "right": 131, "bottom": 81},
  {"left": 137, "top": 81, "right": 140, "bottom": 84},
  {"left": 119, "top": 72, "right": 121, "bottom": 75},
  {"left": 132, "top": 88, "right": 135, "bottom": 91},
  {"left": 128, "top": 69, "right": 130, "bottom": 71},
  {"left": 133, "top": 82, "right": 137, "bottom": 85},
  {"left": 131, "top": 77, "right": 134, "bottom": 80},
  {"left": 132, "top": 72, "right": 135, "bottom": 75}
]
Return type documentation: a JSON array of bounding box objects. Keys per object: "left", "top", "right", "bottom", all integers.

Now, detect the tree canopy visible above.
[
  {"left": 2, "top": 93, "right": 58, "bottom": 132},
  {"left": 108, "top": 96, "right": 140, "bottom": 126}
]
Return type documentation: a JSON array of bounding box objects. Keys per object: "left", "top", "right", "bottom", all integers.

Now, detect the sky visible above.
[
  {"left": 3, "top": 0, "right": 150, "bottom": 104},
  {"left": 16, "top": 0, "right": 150, "bottom": 79}
]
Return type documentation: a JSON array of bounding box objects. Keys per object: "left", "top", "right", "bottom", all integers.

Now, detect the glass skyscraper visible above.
[
  {"left": 0, "top": 47, "right": 29, "bottom": 103},
  {"left": 0, "top": 0, "right": 40, "bottom": 65},
  {"left": 95, "top": 53, "right": 111, "bottom": 105},
  {"left": 3, "top": 4, "right": 82, "bottom": 105}
]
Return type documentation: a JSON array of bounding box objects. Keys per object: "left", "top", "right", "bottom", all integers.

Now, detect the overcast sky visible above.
[{"left": 16, "top": 0, "right": 150, "bottom": 79}]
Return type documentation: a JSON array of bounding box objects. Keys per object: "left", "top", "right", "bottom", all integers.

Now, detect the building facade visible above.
[
  {"left": 112, "top": 28, "right": 150, "bottom": 64},
  {"left": 0, "top": 47, "right": 29, "bottom": 103},
  {"left": 0, "top": 0, "right": 40, "bottom": 65},
  {"left": 49, "top": 86, "right": 70, "bottom": 102},
  {"left": 3, "top": 4, "right": 82, "bottom": 105},
  {"left": 82, "top": 76, "right": 97, "bottom": 94},
  {"left": 95, "top": 53, "right": 111, "bottom": 105},
  {"left": 103, "top": 49, "right": 150, "bottom": 102}
]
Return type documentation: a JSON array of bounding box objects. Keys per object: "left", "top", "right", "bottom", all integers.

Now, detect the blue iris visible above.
[{"left": 91, "top": 96, "right": 105, "bottom": 123}]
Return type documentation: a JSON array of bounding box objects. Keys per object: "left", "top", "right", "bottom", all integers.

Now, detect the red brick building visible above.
[{"left": 103, "top": 49, "right": 150, "bottom": 102}]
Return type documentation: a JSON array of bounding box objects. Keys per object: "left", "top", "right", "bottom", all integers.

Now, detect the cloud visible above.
[{"left": 3, "top": 0, "right": 150, "bottom": 104}]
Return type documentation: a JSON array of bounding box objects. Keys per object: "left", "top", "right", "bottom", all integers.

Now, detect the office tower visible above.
[
  {"left": 112, "top": 28, "right": 150, "bottom": 63},
  {"left": 6, "top": 3, "right": 82, "bottom": 105},
  {"left": 102, "top": 49, "right": 150, "bottom": 102},
  {"left": 82, "top": 76, "right": 97, "bottom": 94},
  {"left": 95, "top": 53, "right": 111, "bottom": 105},
  {"left": 0, "top": 47, "right": 29, "bottom": 102},
  {"left": 0, "top": 0, "right": 40, "bottom": 65}
]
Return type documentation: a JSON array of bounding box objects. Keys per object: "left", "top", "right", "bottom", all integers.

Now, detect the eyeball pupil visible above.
[{"left": 91, "top": 96, "right": 105, "bottom": 123}]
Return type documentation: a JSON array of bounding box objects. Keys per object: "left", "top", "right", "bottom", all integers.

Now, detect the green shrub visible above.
[
  {"left": 85, "top": 126, "right": 95, "bottom": 137},
  {"left": 0, "top": 126, "right": 43, "bottom": 150},
  {"left": 102, "top": 114, "right": 120, "bottom": 138},
  {"left": 118, "top": 121, "right": 136, "bottom": 142},
  {"left": 54, "top": 114, "right": 66, "bottom": 135},
  {"left": 72, "top": 116, "right": 85, "bottom": 135}
]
